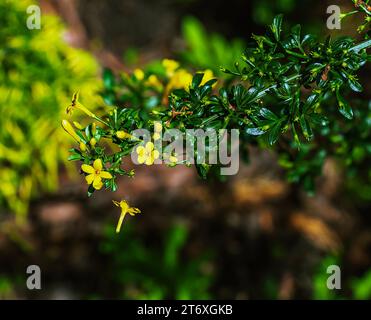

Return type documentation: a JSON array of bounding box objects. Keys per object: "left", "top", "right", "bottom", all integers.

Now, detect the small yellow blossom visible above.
[
  {"left": 136, "top": 142, "right": 160, "bottom": 165},
  {"left": 116, "top": 130, "right": 133, "bottom": 139},
  {"left": 134, "top": 68, "right": 145, "bottom": 81},
  {"left": 146, "top": 74, "right": 163, "bottom": 89},
  {"left": 61, "top": 119, "right": 81, "bottom": 142},
  {"left": 113, "top": 200, "right": 141, "bottom": 233},
  {"left": 162, "top": 59, "right": 180, "bottom": 77},
  {"left": 66, "top": 92, "right": 96, "bottom": 118},
  {"left": 81, "top": 159, "right": 112, "bottom": 190}
]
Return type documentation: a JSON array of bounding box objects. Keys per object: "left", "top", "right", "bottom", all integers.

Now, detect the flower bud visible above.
[
  {"left": 61, "top": 119, "right": 80, "bottom": 142},
  {"left": 80, "top": 142, "right": 87, "bottom": 152},
  {"left": 116, "top": 131, "right": 132, "bottom": 139},
  {"left": 73, "top": 121, "right": 84, "bottom": 130},
  {"left": 90, "top": 138, "right": 97, "bottom": 147}
]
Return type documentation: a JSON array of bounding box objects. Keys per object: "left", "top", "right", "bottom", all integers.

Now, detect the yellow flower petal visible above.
[
  {"left": 93, "top": 159, "right": 103, "bottom": 171},
  {"left": 112, "top": 200, "right": 121, "bottom": 207},
  {"left": 100, "top": 171, "right": 113, "bottom": 179},
  {"left": 145, "top": 156, "right": 154, "bottom": 166},
  {"left": 128, "top": 207, "right": 141, "bottom": 216},
  {"left": 81, "top": 164, "right": 95, "bottom": 174},
  {"left": 137, "top": 154, "right": 146, "bottom": 164},
  {"left": 93, "top": 177, "right": 103, "bottom": 190},
  {"left": 85, "top": 173, "right": 95, "bottom": 185},
  {"left": 169, "top": 155, "right": 178, "bottom": 163},
  {"left": 152, "top": 149, "right": 160, "bottom": 160},
  {"left": 119, "top": 201, "right": 129, "bottom": 211},
  {"left": 153, "top": 132, "right": 161, "bottom": 140},
  {"left": 136, "top": 145, "right": 145, "bottom": 156},
  {"left": 145, "top": 141, "right": 155, "bottom": 151},
  {"left": 154, "top": 122, "right": 163, "bottom": 132}
]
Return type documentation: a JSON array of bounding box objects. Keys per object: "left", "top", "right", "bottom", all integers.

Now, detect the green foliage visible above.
[
  {"left": 181, "top": 16, "right": 245, "bottom": 75},
  {"left": 351, "top": 270, "right": 371, "bottom": 299},
  {"left": 313, "top": 255, "right": 371, "bottom": 300},
  {"left": 312, "top": 256, "right": 340, "bottom": 300},
  {"left": 0, "top": 0, "right": 100, "bottom": 218},
  {"left": 64, "top": 5, "right": 370, "bottom": 197},
  {"left": 0, "top": 276, "right": 14, "bottom": 299},
  {"left": 100, "top": 223, "right": 214, "bottom": 299}
]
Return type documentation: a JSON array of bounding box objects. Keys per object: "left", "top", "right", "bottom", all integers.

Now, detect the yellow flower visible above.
[
  {"left": 166, "top": 69, "right": 193, "bottom": 93},
  {"left": 146, "top": 74, "right": 163, "bottom": 89},
  {"left": 66, "top": 92, "right": 96, "bottom": 118},
  {"left": 116, "top": 130, "right": 133, "bottom": 139},
  {"left": 113, "top": 200, "right": 141, "bottom": 233},
  {"left": 134, "top": 68, "right": 145, "bottom": 81},
  {"left": 61, "top": 119, "right": 81, "bottom": 142},
  {"left": 199, "top": 69, "right": 217, "bottom": 86},
  {"left": 162, "top": 59, "right": 179, "bottom": 77},
  {"left": 153, "top": 122, "right": 162, "bottom": 140},
  {"left": 136, "top": 142, "right": 160, "bottom": 165},
  {"left": 81, "top": 159, "right": 112, "bottom": 190}
]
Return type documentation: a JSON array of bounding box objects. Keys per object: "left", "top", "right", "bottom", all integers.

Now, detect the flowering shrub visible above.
[
  {"left": 0, "top": 0, "right": 100, "bottom": 219},
  {"left": 63, "top": 2, "right": 370, "bottom": 230}
]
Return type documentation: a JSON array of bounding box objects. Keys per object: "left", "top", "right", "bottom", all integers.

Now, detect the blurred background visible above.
[{"left": 0, "top": 0, "right": 371, "bottom": 299}]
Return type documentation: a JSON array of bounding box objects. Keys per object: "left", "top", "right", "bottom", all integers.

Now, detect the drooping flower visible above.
[
  {"left": 81, "top": 159, "right": 112, "bottom": 190},
  {"left": 136, "top": 142, "right": 160, "bottom": 165},
  {"left": 66, "top": 92, "right": 96, "bottom": 118},
  {"left": 112, "top": 200, "right": 141, "bottom": 233}
]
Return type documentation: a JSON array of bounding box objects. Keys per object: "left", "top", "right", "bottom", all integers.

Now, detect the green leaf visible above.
[
  {"left": 103, "top": 68, "right": 115, "bottom": 90},
  {"left": 260, "top": 108, "right": 278, "bottom": 121},
  {"left": 245, "top": 127, "right": 266, "bottom": 136},
  {"left": 348, "top": 78, "right": 363, "bottom": 92},
  {"left": 271, "top": 14, "right": 283, "bottom": 42},
  {"left": 299, "top": 115, "right": 313, "bottom": 141},
  {"left": 192, "top": 73, "right": 204, "bottom": 89},
  {"left": 267, "top": 122, "right": 282, "bottom": 145},
  {"left": 336, "top": 89, "right": 353, "bottom": 119}
]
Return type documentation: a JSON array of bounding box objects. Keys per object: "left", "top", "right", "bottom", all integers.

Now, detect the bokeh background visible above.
[{"left": 0, "top": 0, "right": 370, "bottom": 299}]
